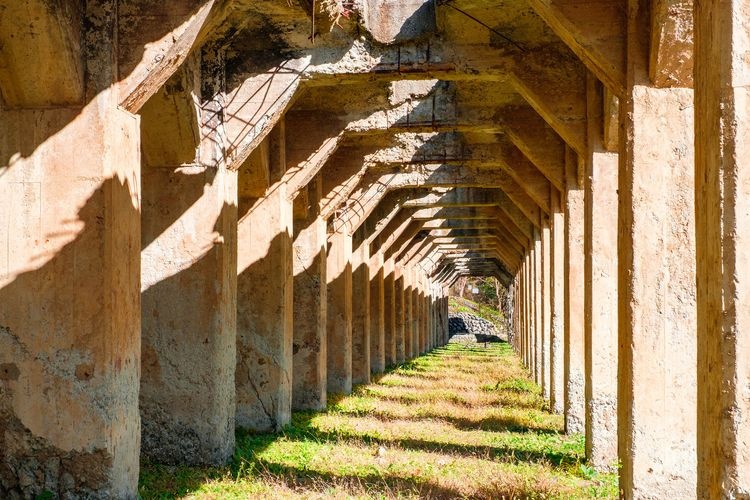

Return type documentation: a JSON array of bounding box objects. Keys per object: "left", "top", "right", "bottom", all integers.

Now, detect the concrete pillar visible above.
[
  {"left": 528, "top": 251, "right": 537, "bottom": 375},
  {"left": 326, "top": 230, "right": 353, "bottom": 394},
  {"left": 140, "top": 164, "right": 237, "bottom": 465},
  {"left": 292, "top": 176, "right": 327, "bottom": 411},
  {"left": 418, "top": 276, "right": 427, "bottom": 354},
  {"left": 425, "top": 287, "right": 431, "bottom": 352},
  {"left": 385, "top": 259, "right": 399, "bottom": 365},
  {"left": 139, "top": 50, "right": 237, "bottom": 466},
  {"left": 550, "top": 188, "right": 566, "bottom": 414},
  {"left": 618, "top": 6, "right": 696, "bottom": 495},
  {"left": 0, "top": 101, "right": 141, "bottom": 496},
  {"left": 564, "top": 147, "right": 586, "bottom": 435},
  {"left": 369, "top": 252, "right": 385, "bottom": 374},
  {"left": 237, "top": 181, "right": 294, "bottom": 431},
  {"left": 522, "top": 256, "right": 528, "bottom": 366},
  {"left": 583, "top": 76, "right": 618, "bottom": 471},
  {"left": 695, "top": 3, "right": 750, "bottom": 496},
  {"left": 351, "top": 240, "right": 370, "bottom": 385},
  {"left": 541, "top": 216, "right": 552, "bottom": 402},
  {"left": 534, "top": 228, "right": 543, "bottom": 388},
  {"left": 404, "top": 271, "right": 414, "bottom": 358},
  {"left": 411, "top": 271, "right": 421, "bottom": 357},
  {"left": 394, "top": 275, "right": 406, "bottom": 363}
]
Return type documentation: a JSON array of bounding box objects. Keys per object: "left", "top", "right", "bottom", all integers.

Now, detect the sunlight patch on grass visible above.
[{"left": 139, "top": 341, "right": 618, "bottom": 499}]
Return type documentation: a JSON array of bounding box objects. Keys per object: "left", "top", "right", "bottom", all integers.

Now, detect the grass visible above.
[{"left": 139, "top": 342, "right": 617, "bottom": 499}]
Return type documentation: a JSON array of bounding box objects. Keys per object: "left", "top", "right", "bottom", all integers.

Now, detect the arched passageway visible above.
[{"left": 0, "top": 0, "right": 746, "bottom": 498}]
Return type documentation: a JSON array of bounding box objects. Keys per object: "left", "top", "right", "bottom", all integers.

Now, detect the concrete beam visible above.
[
  {"left": 527, "top": 0, "right": 626, "bottom": 96},
  {"left": 333, "top": 164, "right": 542, "bottom": 234}
]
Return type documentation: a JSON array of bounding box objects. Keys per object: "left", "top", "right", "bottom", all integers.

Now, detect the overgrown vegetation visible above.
[
  {"left": 140, "top": 343, "right": 617, "bottom": 499},
  {"left": 450, "top": 296, "right": 505, "bottom": 331}
]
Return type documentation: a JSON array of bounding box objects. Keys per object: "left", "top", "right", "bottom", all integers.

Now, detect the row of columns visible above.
[
  {"left": 0, "top": 107, "right": 451, "bottom": 499},
  {"left": 511, "top": 3, "right": 750, "bottom": 497}
]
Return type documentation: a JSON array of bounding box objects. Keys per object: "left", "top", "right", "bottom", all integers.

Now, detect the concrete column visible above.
[
  {"left": 583, "top": 76, "right": 618, "bottom": 471},
  {"left": 0, "top": 99, "right": 141, "bottom": 498},
  {"left": 522, "top": 259, "right": 528, "bottom": 366},
  {"left": 369, "top": 251, "right": 385, "bottom": 374},
  {"left": 326, "top": 230, "right": 353, "bottom": 394},
  {"left": 140, "top": 164, "right": 237, "bottom": 465},
  {"left": 351, "top": 240, "right": 370, "bottom": 385},
  {"left": 541, "top": 216, "right": 552, "bottom": 402},
  {"left": 618, "top": 6, "right": 696, "bottom": 495},
  {"left": 292, "top": 176, "right": 327, "bottom": 411},
  {"left": 403, "top": 271, "right": 414, "bottom": 359},
  {"left": 550, "top": 188, "right": 566, "bottom": 414},
  {"left": 418, "top": 276, "right": 427, "bottom": 354},
  {"left": 695, "top": 3, "right": 750, "bottom": 496},
  {"left": 237, "top": 182, "right": 294, "bottom": 431},
  {"left": 564, "top": 147, "right": 586, "bottom": 435},
  {"left": 425, "top": 287, "right": 431, "bottom": 352},
  {"left": 394, "top": 275, "right": 406, "bottom": 363},
  {"left": 139, "top": 50, "right": 237, "bottom": 466},
  {"left": 383, "top": 259, "right": 404, "bottom": 366},
  {"left": 534, "top": 228, "right": 543, "bottom": 387},
  {"left": 528, "top": 251, "right": 537, "bottom": 375},
  {"left": 411, "top": 271, "right": 421, "bottom": 357}
]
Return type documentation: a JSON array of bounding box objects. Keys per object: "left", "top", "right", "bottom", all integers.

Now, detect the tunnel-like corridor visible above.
[{"left": 0, "top": 0, "right": 748, "bottom": 498}]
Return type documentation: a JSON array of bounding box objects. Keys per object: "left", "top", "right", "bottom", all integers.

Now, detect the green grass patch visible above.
[{"left": 139, "top": 341, "right": 617, "bottom": 499}]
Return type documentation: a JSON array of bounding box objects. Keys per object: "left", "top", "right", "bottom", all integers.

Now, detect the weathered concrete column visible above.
[
  {"left": 618, "top": 5, "right": 696, "bottom": 495},
  {"left": 385, "top": 259, "right": 400, "bottom": 365},
  {"left": 541, "top": 216, "right": 552, "bottom": 402},
  {"left": 534, "top": 228, "right": 543, "bottom": 389},
  {"left": 139, "top": 51, "right": 237, "bottom": 466},
  {"left": 522, "top": 259, "right": 528, "bottom": 366},
  {"left": 411, "top": 271, "right": 421, "bottom": 357},
  {"left": 0, "top": 99, "right": 141, "bottom": 498},
  {"left": 394, "top": 275, "right": 406, "bottom": 363},
  {"left": 528, "top": 251, "right": 537, "bottom": 376},
  {"left": 237, "top": 182, "right": 294, "bottom": 431},
  {"left": 351, "top": 240, "right": 371, "bottom": 385},
  {"left": 418, "top": 275, "right": 427, "bottom": 354},
  {"left": 550, "top": 188, "right": 566, "bottom": 414},
  {"left": 403, "top": 271, "right": 414, "bottom": 359},
  {"left": 564, "top": 147, "right": 586, "bottom": 435},
  {"left": 695, "top": 2, "right": 750, "bottom": 496},
  {"left": 327, "top": 230, "right": 353, "bottom": 394},
  {"left": 583, "top": 76, "right": 618, "bottom": 471},
  {"left": 141, "top": 164, "right": 237, "bottom": 465},
  {"left": 292, "top": 176, "right": 327, "bottom": 411},
  {"left": 369, "top": 251, "right": 385, "bottom": 374}
]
